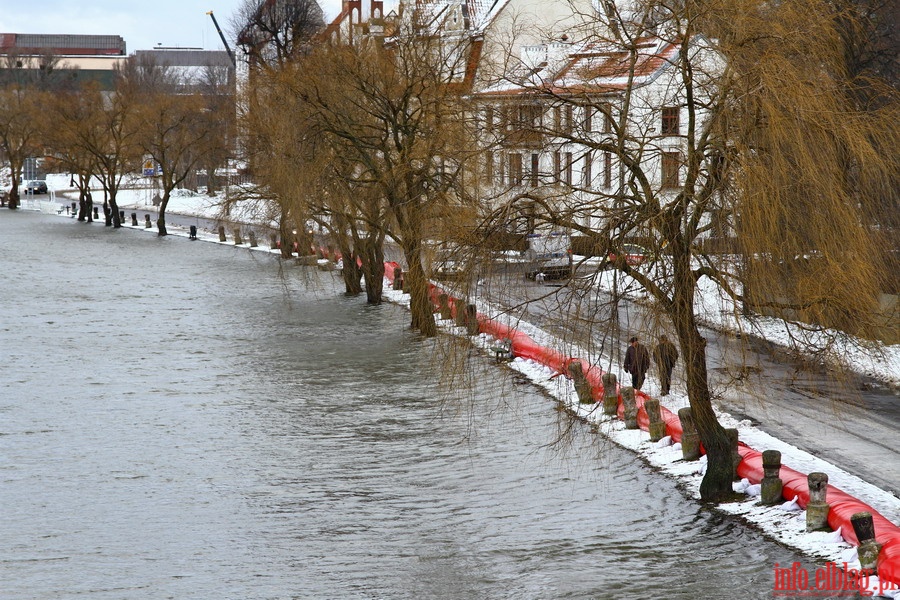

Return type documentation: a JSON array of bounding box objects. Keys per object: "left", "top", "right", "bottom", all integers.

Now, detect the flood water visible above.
[{"left": 0, "top": 211, "right": 822, "bottom": 599}]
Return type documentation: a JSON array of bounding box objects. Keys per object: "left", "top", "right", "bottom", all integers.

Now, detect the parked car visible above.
[
  {"left": 608, "top": 243, "right": 649, "bottom": 267},
  {"left": 24, "top": 180, "right": 48, "bottom": 194}
]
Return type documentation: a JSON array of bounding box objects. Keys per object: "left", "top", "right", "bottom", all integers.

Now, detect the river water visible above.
[{"left": 0, "top": 211, "right": 821, "bottom": 599}]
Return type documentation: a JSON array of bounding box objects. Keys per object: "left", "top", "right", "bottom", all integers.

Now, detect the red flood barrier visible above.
[{"left": 384, "top": 262, "right": 900, "bottom": 587}]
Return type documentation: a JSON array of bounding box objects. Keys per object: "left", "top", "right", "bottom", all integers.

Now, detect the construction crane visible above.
[{"left": 206, "top": 10, "right": 236, "bottom": 67}]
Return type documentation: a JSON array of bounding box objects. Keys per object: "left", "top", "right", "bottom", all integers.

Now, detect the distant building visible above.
[
  {"left": 132, "top": 48, "right": 236, "bottom": 93},
  {"left": 0, "top": 33, "right": 127, "bottom": 89}
]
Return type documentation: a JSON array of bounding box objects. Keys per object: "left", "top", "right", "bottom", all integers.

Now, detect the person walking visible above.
[
  {"left": 623, "top": 336, "right": 650, "bottom": 390},
  {"left": 653, "top": 334, "right": 679, "bottom": 396}
]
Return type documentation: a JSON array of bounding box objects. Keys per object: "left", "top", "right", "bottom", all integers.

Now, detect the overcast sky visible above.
[{"left": 0, "top": 0, "right": 346, "bottom": 55}]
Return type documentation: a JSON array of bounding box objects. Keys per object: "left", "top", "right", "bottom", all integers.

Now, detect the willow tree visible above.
[
  {"left": 476, "top": 0, "right": 896, "bottom": 501},
  {"left": 284, "top": 25, "right": 481, "bottom": 336},
  {"left": 46, "top": 79, "right": 143, "bottom": 225},
  {"left": 0, "top": 87, "right": 43, "bottom": 210}
]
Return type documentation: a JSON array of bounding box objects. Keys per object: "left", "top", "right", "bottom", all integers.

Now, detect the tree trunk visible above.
[
  {"left": 357, "top": 236, "right": 384, "bottom": 304},
  {"left": 77, "top": 190, "right": 87, "bottom": 221},
  {"left": 401, "top": 242, "right": 437, "bottom": 337},
  {"left": 278, "top": 219, "right": 294, "bottom": 258},
  {"left": 340, "top": 251, "right": 363, "bottom": 296},
  {"left": 671, "top": 247, "right": 732, "bottom": 502},
  {"left": 157, "top": 194, "right": 169, "bottom": 236},
  {"left": 109, "top": 197, "right": 121, "bottom": 228}
]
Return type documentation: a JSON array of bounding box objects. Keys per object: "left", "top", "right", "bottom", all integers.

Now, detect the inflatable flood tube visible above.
[{"left": 386, "top": 262, "right": 900, "bottom": 586}]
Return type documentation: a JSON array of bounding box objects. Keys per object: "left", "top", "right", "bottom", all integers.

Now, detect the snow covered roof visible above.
[{"left": 479, "top": 36, "right": 679, "bottom": 96}]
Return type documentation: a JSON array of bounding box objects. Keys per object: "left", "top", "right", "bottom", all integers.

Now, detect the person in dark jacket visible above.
[
  {"left": 623, "top": 336, "right": 650, "bottom": 390},
  {"left": 653, "top": 334, "right": 679, "bottom": 396}
]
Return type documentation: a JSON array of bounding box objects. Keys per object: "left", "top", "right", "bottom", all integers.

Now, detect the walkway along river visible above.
[{"left": 1, "top": 211, "right": 825, "bottom": 599}]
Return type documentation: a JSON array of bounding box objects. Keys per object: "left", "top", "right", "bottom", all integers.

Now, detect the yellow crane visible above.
[{"left": 206, "top": 10, "right": 236, "bottom": 67}]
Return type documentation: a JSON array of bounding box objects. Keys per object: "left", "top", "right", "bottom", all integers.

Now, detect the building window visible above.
[
  {"left": 484, "top": 107, "right": 494, "bottom": 133},
  {"left": 484, "top": 150, "right": 493, "bottom": 182},
  {"left": 601, "top": 103, "right": 613, "bottom": 133},
  {"left": 564, "top": 152, "right": 573, "bottom": 186},
  {"left": 661, "top": 151, "right": 680, "bottom": 188},
  {"left": 520, "top": 104, "right": 542, "bottom": 131},
  {"left": 603, "top": 152, "right": 612, "bottom": 188},
  {"left": 582, "top": 105, "right": 592, "bottom": 132},
  {"left": 661, "top": 106, "right": 680, "bottom": 135},
  {"left": 530, "top": 153, "right": 540, "bottom": 187},
  {"left": 582, "top": 152, "right": 592, "bottom": 189},
  {"left": 509, "top": 153, "right": 523, "bottom": 186},
  {"left": 554, "top": 105, "right": 573, "bottom": 135}
]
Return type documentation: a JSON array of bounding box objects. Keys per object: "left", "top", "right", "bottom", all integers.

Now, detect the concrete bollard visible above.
[
  {"left": 601, "top": 372, "right": 618, "bottom": 415},
  {"left": 233, "top": 228, "right": 243, "bottom": 245},
  {"left": 248, "top": 231, "right": 258, "bottom": 248},
  {"left": 465, "top": 304, "right": 479, "bottom": 336},
  {"left": 438, "top": 294, "right": 452, "bottom": 320},
  {"left": 760, "top": 450, "right": 784, "bottom": 505},
  {"left": 851, "top": 512, "right": 882, "bottom": 573},
  {"left": 131, "top": 212, "right": 138, "bottom": 226},
  {"left": 454, "top": 300, "right": 467, "bottom": 328},
  {"left": 218, "top": 226, "right": 226, "bottom": 242},
  {"left": 621, "top": 386, "right": 638, "bottom": 428},
  {"left": 644, "top": 397, "right": 666, "bottom": 442},
  {"left": 726, "top": 427, "right": 742, "bottom": 480},
  {"left": 567, "top": 361, "right": 594, "bottom": 404},
  {"left": 806, "top": 472, "right": 830, "bottom": 531},
  {"left": 678, "top": 407, "right": 701, "bottom": 461},
  {"left": 144, "top": 214, "right": 152, "bottom": 228},
  {"left": 392, "top": 267, "right": 403, "bottom": 291}
]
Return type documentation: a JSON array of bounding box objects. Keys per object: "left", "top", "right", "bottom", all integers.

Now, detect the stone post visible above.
[
  {"left": 248, "top": 231, "right": 258, "bottom": 248},
  {"left": 71, "top": 201, "right": 77, "bottom": 216},
  {"left": 726, "top": 428, "right": 741, "bottom": 480},
  {"left": 119, "top": 210, "right": 125, "bottom": 223},
  {"left": 678, "top": 407, "right": 701, "bottom": 461},
  {"left": 438, "top": 294, "right": 452, "bottom": 320},
  {"left": 851, "top": 512, "right": 882, "bottom": 573},
  {"left": 806, "top": 472, "right": 830, "bottom": 532},
  {"left": 644, "top": 397, "right": 666, "bottom": 442},
  {"left": 760, "top": 450, "right": 784, "bottom": 505},
  {"left": 218, "top": 226, "right": 227, "bottom": 242},
  {"left": 621, "top": 386, "right": 638, "bottom": 429},
  {"left": 567, "top": 361, "right": 594, "bottom": 405},
  {"left": 93, "top": 206, "right": 100, "bottom": 220},
  {"left": 392, "top": 267, "right": 403, "bottom": 291},
  {"left": 454, "top": 300, "right": 467, "bottom": 328},
  {"left": 233, "top": 228, "right": 243, "bottom": 245},
  {"left": 465, "top": 304, "right": 479, "bottom": 336},
  {"left": 601, "top": 372, "right": 618, "bottom": 415},
  {"left": 131, "top": 212, "right": 138, "bottom": 226},
  {"left": 144, "top": 214, "right": 152, "bottom": 228}
]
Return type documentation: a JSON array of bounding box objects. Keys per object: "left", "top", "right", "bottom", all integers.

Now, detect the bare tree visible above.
[
  {"left": 0, "top": 86, "right": 43, "bottom": 209},
  {"left": 474, "top": 0, "right": 897, "bottom": 501},
  {"left": 235, "top": 0, "right": 326, "bottom": 70},
  {"left": 279, "top": 26, "right": 482, "bottom": 336}
]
